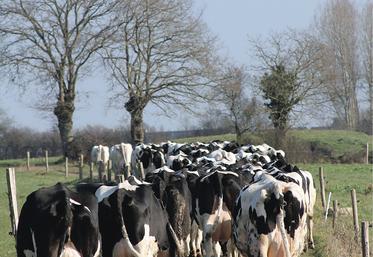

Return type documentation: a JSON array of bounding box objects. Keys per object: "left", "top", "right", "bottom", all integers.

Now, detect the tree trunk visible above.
[
  {"left": 130, "top": 109, "right": 145, "bottom": 144},
  {"left": 54, "top": 97, "right": 75, "bottom": 158},
  {"left": 274, "top": 127, "right": 286, "bottom": 148},
  {"left": 369, "top": 83, "right": 373, "bottom": 134},
  {"left": 345, "top": 86, "right": 359, "bottom": 130},
  {"left": 236, "top": 132, "right": 242, "bottom": 144}
]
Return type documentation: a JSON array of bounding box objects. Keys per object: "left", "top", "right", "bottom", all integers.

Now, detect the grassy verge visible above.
[
  {"left": 299, "top": 164, "right": 372, "bottom": 257},
  {"left": 0, "top": 156, "right": 63, "bottom": 168}
]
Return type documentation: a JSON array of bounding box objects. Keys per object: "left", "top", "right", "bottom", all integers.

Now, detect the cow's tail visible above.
[
  {"left": 120, "top": 217, "right": 142, "bottom": 257},
  {"left": 167, "top": 223, "right": 184, "bottom": 257},
  {"left": 277, "top": 205, "right": 291, "bottom": 257}
]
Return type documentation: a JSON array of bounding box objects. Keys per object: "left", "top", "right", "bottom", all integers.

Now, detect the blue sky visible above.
[{"left": 0, "top": 0, "right": 329, "bottom": 131}]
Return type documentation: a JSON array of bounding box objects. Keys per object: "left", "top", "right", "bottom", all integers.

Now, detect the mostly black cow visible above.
[{"left": 16, "top": 183, "right": 100, "bottom": 257}]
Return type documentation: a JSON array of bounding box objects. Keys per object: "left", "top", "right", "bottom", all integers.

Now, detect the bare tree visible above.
[
  {"left": 213, "top": 65, "right": 261, "bottom": 142},
  {"left": 314, "top": 0, "right": 360, "bottom": 130},
  {"left": 104, "top": 0, "right": 217, "bottom": 144},
  {"left": 0, "top": 0, "right": 120, "bottom": 157},
  {"left": 250, "top": 31, "right": 324, "bottom": 146},
  {"left": 361, "top": 1, "right": 373, "bottom": 133}
]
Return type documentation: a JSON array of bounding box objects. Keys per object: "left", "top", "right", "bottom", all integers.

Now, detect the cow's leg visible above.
[
  {"left": 196, "top": 227, "right": 203, "bottom": 256},
  {"left": 185, "top": 234, "right": 191, "bottom": 257},
  {"left": 258, "top": 235, "right": 269, "bottom": 257},
  {"left": 307, "top": 215, "right": 315, "bottom": 249},
  {"left": 158, "top": 250, "right": 170, "bottom": 257},
  {"left": 125, "top": 165, "right": 131, "bottom": 178},
  {"left": 219, "top": 241, "right": 228, "bottom": 257},
  {"left": 202, "top": 230, "right": 213, "bottom": 257},
  {"left": 213, "top": 241, "right": 222, "bottom": 257},
  {"left": 227, "top": 239, "right": 237, "bottom": 257},
  {"left": 190, "top": 221, "right": 202, "bottom": 257},
  {"left": 189, "top": 222, "right": 197, "bottom": 257}
]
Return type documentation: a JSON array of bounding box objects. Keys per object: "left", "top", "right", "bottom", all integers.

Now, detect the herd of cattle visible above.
[{"left": 16, "top": 141, "right": 316, "bottom": 257}]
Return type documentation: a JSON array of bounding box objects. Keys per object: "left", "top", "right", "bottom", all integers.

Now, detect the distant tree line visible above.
[
  {"left": 0, "top": 112, "right": 230, "bottom": 160},
  {"left": 0, "top": 0, "right": 371, "bottom": 157}
]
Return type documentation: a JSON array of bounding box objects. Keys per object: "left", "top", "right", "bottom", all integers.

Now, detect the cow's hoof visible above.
[{"left": 309, "top": 241, "right": 315, "bottom": 249}]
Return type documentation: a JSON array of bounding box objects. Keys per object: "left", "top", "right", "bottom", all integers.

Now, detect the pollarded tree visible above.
[
  {"left": 104, "top": 0, "right": 217, "bottom": 144},
  {"left": 0, "top": 0, "right": 121, "bottom": 157},
  {"left": 260, "top": 65, "right": 299, "bottom": 145},
  {"left": 251, "top": 31, "right": 324, "bottom": 147}
]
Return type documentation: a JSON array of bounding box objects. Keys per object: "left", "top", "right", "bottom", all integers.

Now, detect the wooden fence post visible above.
[
  {"left": 79, "top": 154, "right": 84, "bottom": 180},
  {"left": 319, "top": 167, "right": 326, "bottom": 211},
  {"left": 325, "top": 192, "right": 332, "bottom": 221},
  {"left": 351, "top": 189, "right": 359, "bottom": 242},
  {"left": 26, "top": 151, "right": 30, "bottom": 171},
  {"left": 332, "top": 200, "right": 338, "bottom": 229},
  {"left": 6, "top": 168, "right": 18, "bottom": 239},
  {"left": 45, "top": 150, "right": 49, "bottom": 173},
  {"left": 90, "top": 162, "right": 93, "bottom": 181},
  {"left": 366, "top": 143, "right": 369, "bottom": 164},
  {"left": 361, "top": 221, "right": 369, "bottom": 257},
  {"left": 108, "top": 160, "right": 112, "bottom": 182},
  {"left": 65, "top": 157, "right": 69, "bottom": 177}
]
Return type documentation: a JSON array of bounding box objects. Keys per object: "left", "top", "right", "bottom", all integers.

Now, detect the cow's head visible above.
[
  {"left": 152, "top": 150, "right": 165, "bottom": 169},
  {"left": 199, "top": 170, "right": 240, "bottom": 214},
  {"left": 139, "top": 147, "right": 152, "bottom": 169}
]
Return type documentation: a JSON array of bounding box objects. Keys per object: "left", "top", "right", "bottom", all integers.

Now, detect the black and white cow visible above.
[
  {"left": 233, "top": 172, "right": 308, "bottom": 257},
  {"left": 146, "top": 167, "right": 193, "bottom": 257},
  {"left": 167, "top": 152, "right": 192, "bottom": 171},
  {"left": 132, "top": 144, "right": 166, "bottom": 177},
  {"left": 16, "top": 183, "right": 100, "bottom": 257},
  {"left": 263, "top": 164, "right": 317, "bottom": 249},
  {"left": 193, "top": 170, "right": 242, "bottom": 257},
  {"left": 78, "top": 180, "right": 181, "bottom": 257}
]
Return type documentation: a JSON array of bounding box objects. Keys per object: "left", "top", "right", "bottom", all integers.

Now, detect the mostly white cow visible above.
[
  {"left": 91, "top": 145, "right": 110, "bottom": 165},
  {"left": 110, "top": 143, "right": 133, "bottom": 177}
]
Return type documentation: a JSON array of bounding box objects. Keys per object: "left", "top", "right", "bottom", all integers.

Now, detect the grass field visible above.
[
  {"left": 300, "top": 164, "right": 373, "bottom": 257},
  {"left": 0, "top": 162, "right": 371, "bottom": 257}
]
